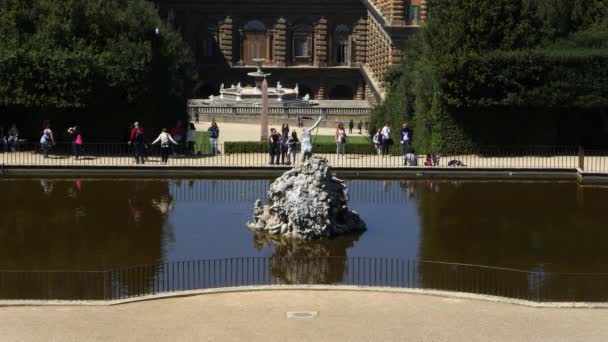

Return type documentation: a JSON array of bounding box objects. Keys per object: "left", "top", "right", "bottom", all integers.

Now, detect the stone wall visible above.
[{"left": 155, "top": 0, "right": 427, "bottom": 101}]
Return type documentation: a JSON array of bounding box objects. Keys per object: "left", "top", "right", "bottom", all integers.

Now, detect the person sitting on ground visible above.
[
  {"left": 425, "top": 153, "right": 440, "bottom": 166},
  {"left": 300, "top": 115, "right": 324, "bottom": 162},
  {"left": 405, "top": 151, "right": 417, "bottom": 166},
  {"left": 373, "top": 129, "right": 383, "bottom": 156},
  {"left": 208, "top": 121, "right": 220, "bottom": 155},
  {"left": 448, "top": 159, "right": 465, "bottom": 167},
  {"left": 287, "top": 131, "right": 300, "bottom": 165},
  {"left": 7, "top": 123, "right": 19, "bottom": 152}
]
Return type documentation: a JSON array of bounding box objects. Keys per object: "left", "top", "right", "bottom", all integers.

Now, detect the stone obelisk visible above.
[{"left": 261, "top": 78, "right": 269, "bottom": 141}]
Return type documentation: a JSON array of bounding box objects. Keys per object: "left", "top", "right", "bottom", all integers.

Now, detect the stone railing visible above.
[{"left": 188, "top": 105, "right": 371, "bottom": 126}]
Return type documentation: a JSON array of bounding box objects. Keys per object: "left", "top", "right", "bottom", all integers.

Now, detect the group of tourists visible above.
[
  {"left": 126, "top": 120, "right": 223, "bottom": 164},
  {"left": 268, "top": 116, "right": 324, "bottom": 165},
  {"left": 268, "top": 123, "right": 299, "bottom": 165},
  {"left": 373, "top": 122, "right": 414, "bottom": 164},
  {"left": 128, "top": 120, "right": 204, "bottom": 164},
  {"left": 5, "top": 116, "right": 444, "bottom": 167}
]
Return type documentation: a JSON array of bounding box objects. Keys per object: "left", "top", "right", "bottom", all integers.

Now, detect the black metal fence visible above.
[
  {"left": 2, "top": 258, "right": 608, "bottom": 302},
  {"left": 2, "top": 142, "right": 604, "bottom": 171}
]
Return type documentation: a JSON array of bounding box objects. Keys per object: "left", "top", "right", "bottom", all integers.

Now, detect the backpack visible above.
[{"left": 133, "top": 129, "right": 144, "bottom": 143}]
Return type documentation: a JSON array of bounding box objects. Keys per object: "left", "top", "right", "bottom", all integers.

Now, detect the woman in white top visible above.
[
  {"left": 300, "top": 115, "right": 324, "bottom": 162},
  {"left": 381, "top": 123, "right": 392, "bottom": 156},
  {"left": 152, "top": 128, "right": 178, "bottom": 164},
  {"left": 335, "top": 123, "right": 347, "bottom": 156}
]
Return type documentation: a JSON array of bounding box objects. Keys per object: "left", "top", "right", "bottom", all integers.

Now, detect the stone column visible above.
[
  {"left": 266, "top": 31, "right": 273, "bottom": 63},
  {"left": 356, "top": 82, "right": 365, "bottom": 100},
  {"left": 314, "top": 17, "right": 328, "bottom": 67},
  {"left": 261, "top": 78, "right": 269, "bottom": 141},
  {"left": 317, "top": 82, "right": 326, "bottom": 100},
  {"left": 238, "top": 29, "right": 245, "bottom": 65},
  {"left": 273, "top": 17, "right": 287, "bottom": 66},
  {"left": 354, "top": 17, "right": 367, "bottom": 66},
  {"left": 389, "top": 0, "right": 405, "bottom": 26}
]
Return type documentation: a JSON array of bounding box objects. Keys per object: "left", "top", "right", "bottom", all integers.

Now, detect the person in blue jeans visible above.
[
  {"left": 129, "top": 122, "right": 145, "bottom": 164},
  {"left": 268, "top": 128, "right": 281, "bottom": 165},
  {"left": 280, "top": 132, "right": 289, "bottom": 164},
  {"left": 208, "top": 121, "right": 220, "bottom": 155}
]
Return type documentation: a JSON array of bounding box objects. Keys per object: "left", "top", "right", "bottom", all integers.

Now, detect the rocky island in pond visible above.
[{"left": 247, "top": 157, "right": 366, "bottom": 240}]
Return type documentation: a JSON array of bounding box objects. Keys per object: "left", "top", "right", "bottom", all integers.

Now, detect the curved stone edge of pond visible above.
[{"left": 2, "top": 285, "right": 608, "bottom": 309}]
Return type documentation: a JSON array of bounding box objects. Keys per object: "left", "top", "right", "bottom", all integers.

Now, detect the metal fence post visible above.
[
  {"left": 578, "top": 146, "right": 585, "bottom": 171},
  {"left": 103, "top": 271, "right": 109, "bottom": 300}
]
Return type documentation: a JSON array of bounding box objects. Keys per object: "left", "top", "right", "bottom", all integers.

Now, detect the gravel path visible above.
[{"left": 1, "top": 290, "right": 607, "bottom": 342}]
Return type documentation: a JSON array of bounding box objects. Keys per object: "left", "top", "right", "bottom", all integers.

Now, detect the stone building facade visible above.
[{"left": 155, "top": 0, "right": 427, "bottom": 102}]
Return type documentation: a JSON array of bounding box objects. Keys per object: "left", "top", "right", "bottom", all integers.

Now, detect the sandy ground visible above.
[
  {"left": 1, "top": 290, "right": 608, "bottom": 342},
  {"left": 194, "top": 121, "right": 368, "bottom": 144}
]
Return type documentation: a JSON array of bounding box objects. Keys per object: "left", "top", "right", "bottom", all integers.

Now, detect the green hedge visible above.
[{"left": 224, "top": 141, "right": 404, "bottom": 156}]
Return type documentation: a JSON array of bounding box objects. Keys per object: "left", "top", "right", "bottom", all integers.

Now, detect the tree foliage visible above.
[
  {"left": 0, "top": 0, "right": 195, "bottom": 139},
  {"left": 373, "top": 0, "right": 608, "bottom": 152}
]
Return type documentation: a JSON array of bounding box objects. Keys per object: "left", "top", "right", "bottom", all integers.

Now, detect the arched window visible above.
[
  {"left": 333, "top": 24, "right": 350, "bottom": 66},
  {"left": 291, "top": 24, "right": 313, "bottom": 65},
  {"left": 243, "top": 20, "right": 267, "bottom": 32}
]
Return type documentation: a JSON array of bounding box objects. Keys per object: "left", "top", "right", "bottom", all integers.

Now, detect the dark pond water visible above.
[{"left": 1, "top": 177, "right": 607, "bottom": 274}]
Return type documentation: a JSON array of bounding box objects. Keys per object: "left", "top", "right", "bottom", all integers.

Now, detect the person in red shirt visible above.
[{"left": 128, "top": 122, "right": 145, "bottom": 164}]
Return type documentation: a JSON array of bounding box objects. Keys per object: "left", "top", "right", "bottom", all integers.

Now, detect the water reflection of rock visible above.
[{"left": 253, "top": 231, "right": 362, "bottom": 285}]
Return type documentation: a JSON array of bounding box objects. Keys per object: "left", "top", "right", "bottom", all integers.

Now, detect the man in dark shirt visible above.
[
  {"left": 129, "top": 122, "right": 145, "bottom": 164},
  {"left": 268, "top": 128, "right": 280, "bottom": 165}
]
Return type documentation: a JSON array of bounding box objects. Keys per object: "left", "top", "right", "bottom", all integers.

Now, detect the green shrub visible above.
[{"left": 223, "top": 140, "right": 403, "bottom": 156}]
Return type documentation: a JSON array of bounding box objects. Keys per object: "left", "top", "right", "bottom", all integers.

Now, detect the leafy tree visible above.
[
  {"left": 373, "top": 0, "right": 608, "bottom": 152},
  {"left": 0, "top": 0, "right": 195, "bottom": 139}
]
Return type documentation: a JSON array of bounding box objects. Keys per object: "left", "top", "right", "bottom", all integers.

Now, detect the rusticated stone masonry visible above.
[
  {"left": 420, "top": 0, "right": 428, "bottom": 22},
  {"left": 314, "top": 17, "right": 328, "bottom": 67},
  {"left": 273, "top": 17, "right": 287, "bottom": 66},
  {"left": 366, "top": 13, "right": 392, "bottom": 92},
  {"left": 219, "top": 17, "right": 233, "bottom": 64},
  {"left": 354, "top": 17, "right": 367, "bottom": 66}
]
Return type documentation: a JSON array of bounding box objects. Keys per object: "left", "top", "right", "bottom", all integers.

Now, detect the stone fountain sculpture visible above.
[{"left": 247, "top": 157, "right": 366, "bottom": 240}]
